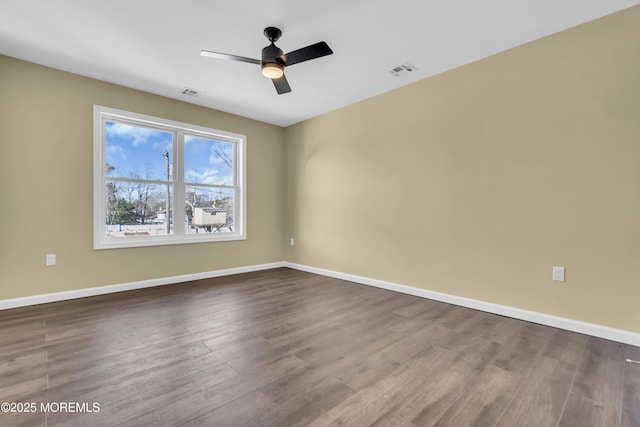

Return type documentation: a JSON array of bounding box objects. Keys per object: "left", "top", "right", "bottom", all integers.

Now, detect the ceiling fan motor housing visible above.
[{"left": 262, "top": 44, "right": 284, "bottom": 65}]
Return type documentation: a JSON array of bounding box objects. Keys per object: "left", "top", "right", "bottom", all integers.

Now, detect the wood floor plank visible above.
[
  {"left": 42, "top": 353, "right": 238, "bottom": 427},
  {"left": 0, "top": 332, "right": 47, "bottom": 361},
  {"left": 305, "top": 351, "right": 443, "bottom": 427},
  {"left": 47, "top": 339, "right": 215, "bottom": 389},
  {"left": 0, "top": 268, "right": 636, "bottom": 427},
  {"left": 431, "top": 364, "right": 520, "bottom": 427},
  {"left": 0, "top": 410, "right": 46, "bottom": 427},
  {"left": 370, "top": 411, "right": 417, "bottom": 427},
  {"left": 542, "top": 328, "right": 589, "bottom": 365},
  {"left": 569, "top": 338, "right": 625, "bottom": 426},
  {"left": 0, "top": 375, "right": 49, "bottom": 403},
  {"left": 399, "top": 353, "right": 495, "bottom": 425},
  {"left": 115, "top": 355, "right": 308, "bottom": 427},
  {"left": 257, "top": 364, "right": 350, "bottom": 407},
  {"left": 242, "top": 376, "right": 355, "bottom": 427},
  {"left": 495, "top": 355, "right": 577, "bottom": 427},
  {"left": 0, "top": 351, "right": 47, "bottom": 378},
  {"left": 179, "top": 390, "right": 275, "bottom": 427},
  {"left": 621, "top": 358, "right": 640, "bottom": 427},
  {"left": 317, "top": 346, "right": 476, "bottom": 427},
  {"left": 490, "top": 323, "right": 554, "bottom": 375},
  {"left": 557, "top": 393, "right": 605, "bottom": 427}
]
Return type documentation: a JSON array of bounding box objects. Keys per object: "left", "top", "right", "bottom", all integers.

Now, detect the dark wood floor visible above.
[{"left": 1, "top": 268, "right": 638, "bottom": 427}]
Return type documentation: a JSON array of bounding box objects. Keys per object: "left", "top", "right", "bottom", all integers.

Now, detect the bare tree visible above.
[
  {"left": 105, "top": 164, "right": 118, "bottom": 225},
  {"left": 214, "top": 143, "right": 233, "bottom": 169},
  {"left": 133, "top": 164, "right": 153, "bottom": 224}
]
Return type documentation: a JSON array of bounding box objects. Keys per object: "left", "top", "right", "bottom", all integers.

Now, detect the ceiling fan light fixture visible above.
[
  {"left": 202, "top": 26, "right": 332, "bottom": 94},
  {"left": 261, "top": 62, "right": 284, "bottom": 79}
]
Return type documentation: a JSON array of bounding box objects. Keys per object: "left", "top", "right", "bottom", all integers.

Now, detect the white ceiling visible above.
[{"left": 1, "top": 1, "right": 638, "bottom": 127}]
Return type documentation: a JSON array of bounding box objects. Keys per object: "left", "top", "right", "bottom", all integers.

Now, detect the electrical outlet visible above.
[
  {"left": 46, "top": 254, "right": 56, "bottom": 266},
  {"left": 290, "top": 238, "right": 295, "bottom": 247},
  {"left": 552, "top": 266, "right": 565, "bottom": 282}
]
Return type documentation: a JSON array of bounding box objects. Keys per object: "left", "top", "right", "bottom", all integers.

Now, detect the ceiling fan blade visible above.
[
  {"left": 200, "top": 50, "right": 260, "bottom": 65},
  {"left": 282, "top": 41, "right": 333, "bottom": 67},
  {"left": 272, "top": 74, "right": 291, "bottom": 95}
]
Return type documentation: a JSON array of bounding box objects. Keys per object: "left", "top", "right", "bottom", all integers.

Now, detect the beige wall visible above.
[
  {"left": 284, "top": 6, "right": 640, "bottom": 332},
  {"left": 0, "top": 56, "right": 285, "bottom": 299}
]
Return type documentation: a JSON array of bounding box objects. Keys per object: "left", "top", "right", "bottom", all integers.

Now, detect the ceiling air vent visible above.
[
  {"left": 389, "top": 62, "right": 417, "bottom": 77},
  {"left": 181, "top": 87, "right": 202, "bottom": 97}
]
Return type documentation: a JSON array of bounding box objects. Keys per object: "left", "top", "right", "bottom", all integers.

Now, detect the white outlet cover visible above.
[
  {"left": 552, "top": 266, "right": 565, "bottom": 282},
  {"left": 46, "top": 254, "right": 56, "bottom": 266}
]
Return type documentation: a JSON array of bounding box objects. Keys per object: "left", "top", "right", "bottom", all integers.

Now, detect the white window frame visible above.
[{"left": 93, "top": 105, "right": 246, "bottom": 249}]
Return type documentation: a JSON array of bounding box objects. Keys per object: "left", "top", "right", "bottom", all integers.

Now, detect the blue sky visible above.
[{"left": 105, "top": 121, "right": 234, "bottom": 185}]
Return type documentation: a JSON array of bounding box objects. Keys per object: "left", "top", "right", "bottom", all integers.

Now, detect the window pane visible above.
[
  {"left": 105, "top": 120, "right": 173, "bottom": 181},
  {"left": 185, "top": 186, "right": 234, "bottom": 233},
  {"left": 105, "top": 181, "right": 174, "bottom": 237},
  {"left": 184, "top": 135, "right": 234, "bottom": 185}
]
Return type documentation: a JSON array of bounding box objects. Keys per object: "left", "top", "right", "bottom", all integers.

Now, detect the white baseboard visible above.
[
  {"left": 2, "top": 260, "right": 638, "bottom": 347},
  {"left": 284, "top": 262, "right": 640, "bottom": 347},
  {"left": 0, "top": 262, "right": 286, "bottom": 311}
]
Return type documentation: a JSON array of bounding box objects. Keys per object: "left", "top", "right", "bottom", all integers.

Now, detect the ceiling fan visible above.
[{"left": 201, "top": 27, "right": 333, "bottom": 95}]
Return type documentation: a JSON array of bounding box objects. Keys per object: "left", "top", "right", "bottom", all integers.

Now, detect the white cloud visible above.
[
  {"left": 186, "top": 168, "right": 233, "bottom": 186},
  {"left": 106, "top": 144, "right": 126, "bottom": 161},
  {"left": 106, "top": 144, "right": 123, "bottom": 154},
  {"left": 208, "top": 153, "right": 226, "bottom": 167},
  {"left": 106, "top": 122, "right": 168, "bottom": 147}
]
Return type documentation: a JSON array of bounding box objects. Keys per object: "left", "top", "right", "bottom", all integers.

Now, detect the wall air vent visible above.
[
  {"left": 389, "top": 62, "right": 418, "bottom": 77},
  {"left": 181, "top": 87, "right": 202, "bottom": 97}
]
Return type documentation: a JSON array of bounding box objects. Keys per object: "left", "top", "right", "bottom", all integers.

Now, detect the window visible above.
[{"left": 93, "top": 105, "right": 246, "bottom": 249}]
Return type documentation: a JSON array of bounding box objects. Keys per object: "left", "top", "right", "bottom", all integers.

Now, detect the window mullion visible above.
[{"left": 173, "top": 129, "right": 185, "bottom": 235}]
